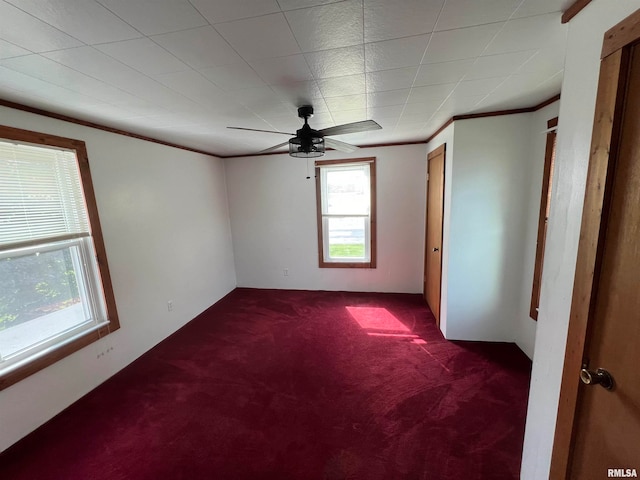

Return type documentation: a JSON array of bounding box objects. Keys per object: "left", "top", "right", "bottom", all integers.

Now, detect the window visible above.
[
  {"left": 0, "top": 125, "right": 118, "bottom": 390},
  {"left": 530, "top": 117, "right": 558, "bottom": 320},
  {"left": 315, "top": 158, "right": 376, "bottom": 268}
]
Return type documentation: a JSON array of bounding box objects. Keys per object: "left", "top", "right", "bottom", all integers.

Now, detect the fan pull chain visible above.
[{"left": 306, "top": 158, "right": 313, "bottom": 179}]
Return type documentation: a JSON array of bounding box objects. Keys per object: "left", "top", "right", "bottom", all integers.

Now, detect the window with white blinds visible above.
[
  {"left": 0, "top": 129, "right": 118, "bottom": 389},
  {"left": 0, "top": 142, "right": 90, "bottom": 248}
]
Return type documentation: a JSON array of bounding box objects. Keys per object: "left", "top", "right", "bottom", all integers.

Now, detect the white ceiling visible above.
[{"left": 0, "top": 0, "right": 572, "bottom": 157}]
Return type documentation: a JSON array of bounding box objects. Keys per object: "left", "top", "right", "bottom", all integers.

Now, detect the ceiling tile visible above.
[
  {"left": 481, "top": 72, "right": 544, "bottom": 104},
  {"left": 0, "top": 1, "right": 83, "bottom": 52},
  {"left": 407, "top": 82, "right": 455, "bottom": 104},
  {"left": 515, "top": 48, "right": 565, "bottom": 77},
  {"left": 465, "top": 51, "right": 537, "bottom": 81},
  {"left": 0, "top": 39, "right": 30, "bottom": 59},
  {"left": 512, "top": 0, "right": 574, "bottom": 19},
  {"left": 1, "top": 53, "right": 134, "bottom": 103},
  {"left": 402, "top": 100, "right": 440, "bottom": 116},
  {"left": 305, "top": 45, "right": 364, "bottom": 78},
  {"left": 414, "top": 59, "right": 474, "bottom": 87},
  {"left": 331, "top": 108, "right": 367, "bottom": 124},
  {"left": 228, "top": 85, "right": 285, "bottom": 105},
  {"left": 6, "top": 0, "right": 142, "bottom": 45},
  {"left": 366, "top": 66, "right": 418, "bottom": 93},
  {"left": 111, "top": 98, "right": 169, "bottom": 117},
  {"left": 96, "top": 0, "right": 208, "bottom": 35},
  {"left": 367, "top": 89, "right": 410, "bottom": 107},
  {"left": 189, "top": 0, "right": 281, "bottom": 24},
  {"left": 365, "top": 35, "right": 430, "bottom": 72},
  {"left": 243, "top": 98, "right": 297, "bottom": 119},
  {"left": 216, "top": 13, "right": 301, "bottom": 60},
  {"left": 479, "top": 70, "right": 561, "bottom": 111},
  {"left": 0, "top": 65, "right": 103, "bottom": 107},
  {"left": 44, "top": 46, "right": 149, "bottom": 87},
  {"left": 364, "top": 0, "right": 442, "bottom": 43},
  {"left": 397, "top": 112, "right": 430, "bottom": 126},
  {"left": 422, "top": 23, "right": 503, "bottom": 64},
  {"left": 325, "top": 94, "right": 366, "bottom": 112},
  {"left": 151, "top": 26, "right": 242, "bottom": 70},
  {"left": 96, "top": 38, "right": 189, "bottom": 76},
  {"left": 250, "top": 55, "right": 314, "bottom": 84},
  {"left": 453, "top": 76, "right": 506, "bottom": 97},
  {"left": 435, "top": 0, "right": 520, "bottom": 31},
  {"left": 154, "top": 70, "right": 237, "bottom": 110},
  {"left": 278, "top": 0, "right": 338, "bottom": 11},
  {"left": 484, "top": 13, "right": 568, "bottom": 56},
  {"left": 43, "top": 46, "right": 195, "bottom": 111},
  {"left": 367, "top": 104, "right": 403, "bottom": 119},
  {"left": 317, "top": 74, "right": 365, "bottom": 97},
  {"left": 428, "top": 111, "right": 452, "bottom": 130},
  {"left": 271, "top": 80, "right": 324, "bottom": 105},
  {"left": 285, "top": 0, "right": 363, "bottom": 52},
  {"left": 199, "top": 62, "right": 266, "bottom": 90}
]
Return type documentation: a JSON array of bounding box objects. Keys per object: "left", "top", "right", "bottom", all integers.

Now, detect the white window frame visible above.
[{"left": 315, "top": 158, "right": 377, "bottom": 269}]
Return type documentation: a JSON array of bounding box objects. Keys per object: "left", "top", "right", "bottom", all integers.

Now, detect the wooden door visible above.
[
  {"left": 551, "top": 10, "right": 640, "bottom": 479},
  {"left": 424, "top": 144, "right": 445, "bottom": 327}
]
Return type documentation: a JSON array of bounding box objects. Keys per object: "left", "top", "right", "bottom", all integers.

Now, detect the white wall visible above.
[
  {"left": 425, "top": 109, "right": 559, "bottom": 348},
  {"left": 521, "top": 1, "right": 640, "bottom": 478},
  {"left": 425, "top": 124, "right": 455, "bottom": 337},
  {"left": 516, "top": 101, "right": 560, "bottom": 359},
  {"left": 0, "top": 106, "right": 237, "bottom": 453},
  {"left": 225, "top": 144, "right": 427, "bottom": 293},
  {"left": 444, "top": 115, "right": 533, "bottom": 342}
]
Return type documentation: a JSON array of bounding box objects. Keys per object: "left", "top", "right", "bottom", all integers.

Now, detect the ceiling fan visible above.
[{"left": 228, "top": 105, "right": 382, "bottom": 158}]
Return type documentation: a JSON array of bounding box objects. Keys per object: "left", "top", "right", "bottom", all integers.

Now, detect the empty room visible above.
[{"left": 0, "top": 0, "right": 638, "bottom": 479}]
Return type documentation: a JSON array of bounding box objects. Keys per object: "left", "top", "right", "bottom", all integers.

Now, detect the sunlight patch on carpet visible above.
[{"left": 346, "top": 306, "right": 410, "bottom": 332}]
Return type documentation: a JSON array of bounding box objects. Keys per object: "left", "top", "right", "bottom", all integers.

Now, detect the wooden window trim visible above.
[
  {"left": 561, "top": 0, "right": 592, "bottom": 24},
  {"left": 315, "top": 157, "right": 377, "bottom": 269},
  {"left": 530, "top": 117, "right": 558, "bottom": 320},
  {"left": 0, "top": 124, "right": 120, "bottom": 391},
  {"left": 549, "top": 11, "right": 640, "bottom": 476}
]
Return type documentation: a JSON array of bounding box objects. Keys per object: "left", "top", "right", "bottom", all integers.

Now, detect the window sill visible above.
[{"left": 319, "top": 261, "right": 376, "bottom": 269}]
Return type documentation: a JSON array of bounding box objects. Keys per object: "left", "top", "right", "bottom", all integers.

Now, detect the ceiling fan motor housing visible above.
[
  {"left": 289, "top": 106, "right": 325, "bottom": 157},
  {"left": 298, "top": 105, "right": 314, "bottom": 119}
]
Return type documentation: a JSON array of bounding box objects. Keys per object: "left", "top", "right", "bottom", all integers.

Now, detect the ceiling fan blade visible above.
[
  {"left": 228, "top": 127, "right": 294, "bottom": 135},
  {"left": 258, "top": 141, "right": 290, "bottom": 154},
  {"left": 319, "top": 119, "right": 382, "bottom": 137},
  {"left": 324, "top": 137, "right": 360, "bottom": 153}
]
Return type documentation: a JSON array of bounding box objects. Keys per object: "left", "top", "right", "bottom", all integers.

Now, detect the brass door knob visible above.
[{"left": 580, "top": 368, "right": 614, "bottom": 390}]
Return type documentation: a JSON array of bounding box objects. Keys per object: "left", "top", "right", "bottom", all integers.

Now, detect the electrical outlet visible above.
[
  {"left": 167, "top": 300, "right": 174, "bottom": 312},
  {"left": 97, "top": 346, "right": 114, "bottom": 359},
  {"left": 283, "top": 268, "right": 289, "bottom": 276}
]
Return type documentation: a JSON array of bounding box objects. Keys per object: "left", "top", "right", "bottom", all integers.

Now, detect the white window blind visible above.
[{"left": 0, "top": 141, "right": 90, "bottom": 249}]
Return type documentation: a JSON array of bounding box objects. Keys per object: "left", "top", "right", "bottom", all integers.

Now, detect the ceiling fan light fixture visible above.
[{"left": 289, "top": 135, "right": 325, "bottom": 158}]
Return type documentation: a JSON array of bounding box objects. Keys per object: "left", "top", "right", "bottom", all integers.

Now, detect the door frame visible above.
[
  {"left": 550, "top": 9, "right": 640, "bottom": 478},
  {"left": 424, "top": 144, "right": 446, "bottom": 326}
]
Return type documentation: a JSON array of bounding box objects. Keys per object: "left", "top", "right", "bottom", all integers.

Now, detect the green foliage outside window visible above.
[{"left": 0, "top": 248, "right": 79, "bottom": 331}]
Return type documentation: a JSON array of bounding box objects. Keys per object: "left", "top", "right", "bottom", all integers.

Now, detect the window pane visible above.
[
  {"left": 0, "top": 245, "right": 92, "bottom": 360},
  {"left": 327, "top": 217, "right": 366, "bottom": 259},
  {"left": 326, "top": 166, "right": 369, "bottom": 215}
]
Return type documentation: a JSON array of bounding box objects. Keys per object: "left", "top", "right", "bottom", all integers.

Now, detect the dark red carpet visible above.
[{"left": 0, "top": 289, "right": 531, "bottom": 480}]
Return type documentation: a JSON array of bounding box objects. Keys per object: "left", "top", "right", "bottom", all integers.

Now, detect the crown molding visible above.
[
  {"left": 1, "top": 94, "right": 561, "bottom": 159},
  {"left": 561, "top": 0, "right": 592, "bottom": 24}
]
